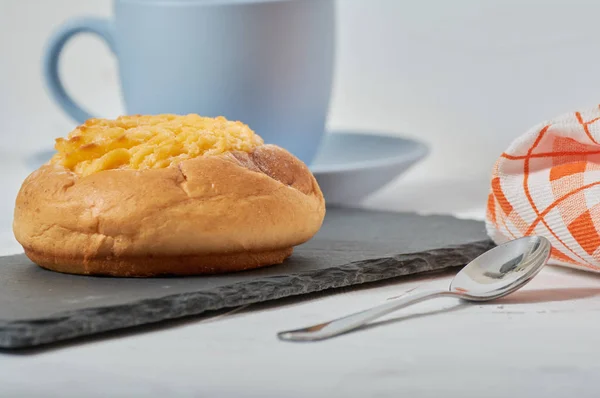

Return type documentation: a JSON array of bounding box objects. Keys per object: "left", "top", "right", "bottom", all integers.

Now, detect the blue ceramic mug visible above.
[{"left": 43, "top": 0, "right": 335, "bottom": 165}]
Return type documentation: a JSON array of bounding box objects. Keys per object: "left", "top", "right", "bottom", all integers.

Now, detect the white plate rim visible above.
[{"left": 309, "top": 132, "right": 429, "bottom": 174}]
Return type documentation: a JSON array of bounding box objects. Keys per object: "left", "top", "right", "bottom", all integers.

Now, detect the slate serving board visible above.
[{"left": 0, "top": 207, "right": 493, "bottom": 349}]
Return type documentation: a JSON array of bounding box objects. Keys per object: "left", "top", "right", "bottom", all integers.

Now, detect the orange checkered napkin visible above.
[{"left": 486, "top": 105, "right": 600, "bottom": 273}]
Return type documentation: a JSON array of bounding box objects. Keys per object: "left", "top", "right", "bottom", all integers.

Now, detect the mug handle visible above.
[{"left": 43, "top": 17, "right": 116, "bottom": 124}]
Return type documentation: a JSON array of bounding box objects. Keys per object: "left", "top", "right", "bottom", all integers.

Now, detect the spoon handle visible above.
[{"left": 278, "top": 289, "right": 458, "bottom": 341}]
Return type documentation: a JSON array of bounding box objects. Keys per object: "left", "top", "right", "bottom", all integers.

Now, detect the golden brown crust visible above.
[
  {"left": 24, "top": 247, "right": 293, "bottom": 277},
  {"left": 13, "top": 144, "right": 325, "bottom": 276}
]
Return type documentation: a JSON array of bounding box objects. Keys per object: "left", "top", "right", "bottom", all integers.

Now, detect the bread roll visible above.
[{"left": 13, "top": 114, "right": 325, "bottom": 276}]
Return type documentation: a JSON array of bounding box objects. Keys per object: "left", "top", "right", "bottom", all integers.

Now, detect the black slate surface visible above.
[{"left": 0, "top": 207, "right": 493, "bottom": 349}]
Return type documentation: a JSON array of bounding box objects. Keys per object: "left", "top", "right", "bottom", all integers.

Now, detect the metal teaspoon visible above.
[{"left": 278, "top": 236, "right": 551, "bottom": 341}]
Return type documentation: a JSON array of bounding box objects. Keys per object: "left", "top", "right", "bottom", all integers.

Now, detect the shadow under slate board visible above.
[{"left": 0, "top": 207, "right": 493, "bottom": 349}]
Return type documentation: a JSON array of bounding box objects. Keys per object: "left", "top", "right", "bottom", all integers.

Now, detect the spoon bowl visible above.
[
  {"left": 450, "top": 236, "right": 551, "bottom": 301},
  {"left": 278, "top": 236, "right": 552, "bottom": 341}
]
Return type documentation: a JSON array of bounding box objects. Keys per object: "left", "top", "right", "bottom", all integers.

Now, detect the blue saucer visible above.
[
  {"left": 25, "top": 131, "right": 428, "bottom": 205},
  {"left": 310, "top": 131, "right": 428, "bottom": 204}
]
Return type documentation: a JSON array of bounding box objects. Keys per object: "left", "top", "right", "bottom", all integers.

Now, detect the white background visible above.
[{"left": 3, "top": 0, "right": 600, "bottom": 217}]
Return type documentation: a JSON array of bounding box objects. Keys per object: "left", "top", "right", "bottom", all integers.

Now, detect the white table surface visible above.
[{"left": 1, "top": 151, "right": 600, "bottom": 398}]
